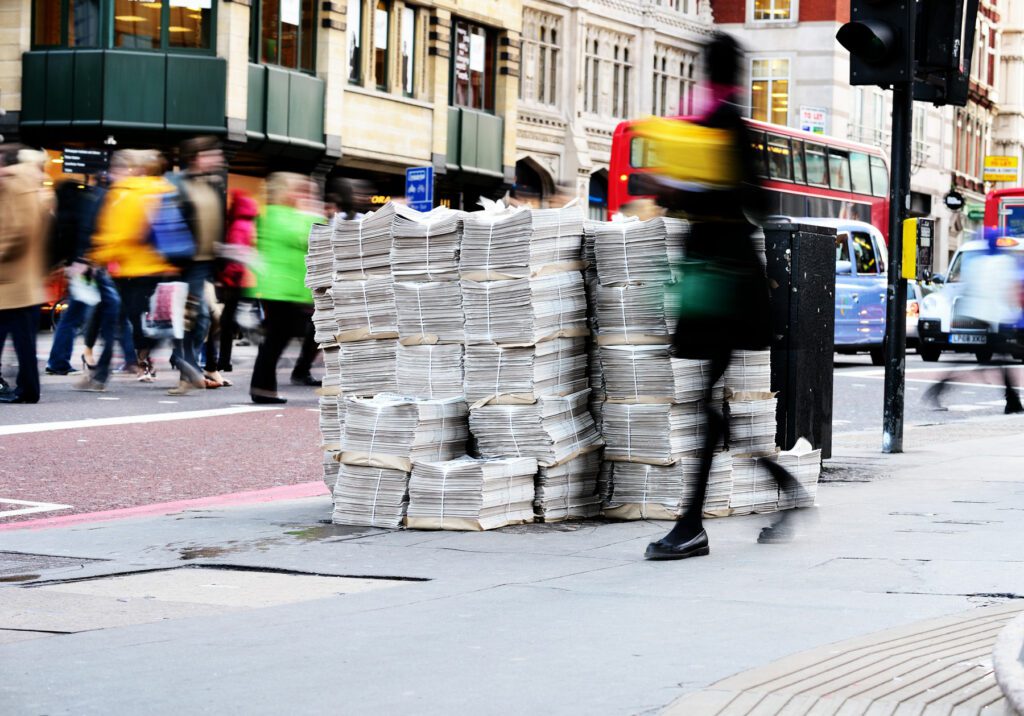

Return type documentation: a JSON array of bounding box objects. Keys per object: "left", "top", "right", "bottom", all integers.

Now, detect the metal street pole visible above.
[{"left": 882, "top": 82, "right": 913, "bottom": 453}]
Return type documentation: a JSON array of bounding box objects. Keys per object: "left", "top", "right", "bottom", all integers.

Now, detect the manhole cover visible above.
[{"left": 0, "top": 551, "right": 103, "bottom": 578}]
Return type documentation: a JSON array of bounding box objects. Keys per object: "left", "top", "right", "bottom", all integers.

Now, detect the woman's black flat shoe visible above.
[
  {"left": 644, "top": 530, "right": 710, "bottom": 560},
  {"left": 251, "top": 394, "right": 287, "bottom": 404}
]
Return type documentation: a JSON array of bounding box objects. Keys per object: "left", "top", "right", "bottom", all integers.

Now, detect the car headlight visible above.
[{"left": 920, "top": 294, "right": 940, "bottom": 317}]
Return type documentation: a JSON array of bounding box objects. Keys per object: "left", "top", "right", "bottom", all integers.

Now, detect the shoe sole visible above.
[{"left": 644, "top": 545, "right": 710, "bottom": 561}]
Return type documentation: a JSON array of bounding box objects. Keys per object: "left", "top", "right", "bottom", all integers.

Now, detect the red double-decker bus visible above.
[
  {"left": 984, "top": 186, "right": 1024, "bottom": 238},
  {"left": 608, "top": 118, "right": 891, "bottom": 240}
]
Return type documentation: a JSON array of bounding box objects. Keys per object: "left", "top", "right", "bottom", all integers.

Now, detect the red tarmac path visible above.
[{"left": 0, "top": 408, "right": 325, "bottom": 527}]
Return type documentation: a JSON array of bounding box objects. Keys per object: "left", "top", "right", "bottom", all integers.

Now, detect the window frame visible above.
[
  {"left": 33, "top": 0, "right": 215, "bottom": 53},
  {"left": 347, "top": 0, "right": 364, "bottom": 84},
  {"left": 749, "top": 56, "right": 790, "bottom": 127},
  {"left": 766, "top": 133, "right": 794, "bottom": 182},
  {"left": 251, "top": 0, "right": 318, "bottom": 73},
  {"left": 373, "top": 0, "right": 390, "bottom": 91},
  {"left": 399, "top": 4, "right": 416, "bottom": 98},
  {"left": 747, "top": 0, "right": 798, "bottom": 24},
  {"left": 449, "top": 19, "right": 497, "bottom": 113}
]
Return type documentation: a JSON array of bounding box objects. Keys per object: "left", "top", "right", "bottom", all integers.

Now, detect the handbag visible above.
[
  {"left": 68, "top": 273, "right": 102, "bottom": 307},
  {"left": 672, "top": 258, "right": 749, "bottom": 323},
  {"left": 142, "top": 281, "right": 189, "bottom": 340}
]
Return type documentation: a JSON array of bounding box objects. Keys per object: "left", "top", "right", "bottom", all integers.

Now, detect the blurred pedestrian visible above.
[
  {"left": 641, "top": 33, "right": 807, "bottom": 560},
  {"left": 167, "top": 136, "right": 226, "bottom": 394},
  {"left": 0, "top": 145, "right": 53, "bottom": 404},
  {"left": 44, "top": 180, "right": 90, "bottom": 376},
  {"left": 208, "top": 189, "right": 259, "bottom": 376},
  {"left": 248, "top": 172, "right": 324, "bottom": 404},
  {"left": 88, "top": 149, "right": 185, "bottom": 387}
]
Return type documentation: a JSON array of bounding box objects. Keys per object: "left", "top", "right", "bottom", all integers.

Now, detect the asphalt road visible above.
[{"left": 2, "top": 332, "right": 1021, "bottom": 525}]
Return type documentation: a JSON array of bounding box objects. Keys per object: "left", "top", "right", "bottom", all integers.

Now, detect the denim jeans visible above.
[
  {"left": 170, "top": 262, "right": 212, "bottom": 383},
  {"left": 89, "top": 270, "right": 122, "bottom": 384},
  {"left": 46, "top": 296, "right": 91, "bottom": 373},
  {"left": 85, "top": 272, "right": 137, "bottom": 367},
  {"left": 0, "top": 306, "right": 41, "bottom": 402}
]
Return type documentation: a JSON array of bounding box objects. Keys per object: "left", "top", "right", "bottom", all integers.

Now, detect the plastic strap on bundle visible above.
[
  {"left": 619, "top": 287, "right": 629, "bottom": 343},
  {"left": 361, "top": 281, "right": 373, "bottom": 333},
  {"left": 494, "top": 348, "right": 503, "bottom": 398},
  {"left": 357, "top": 217, "right": 366, "bottom": 274},
  {"left": 630, "top": 350, "right": 640, "bottom": 400},
  {"left": 485, "top": 221, "right": 495, "bottom": 275},
  {"left": 424, "top": 219, "right": 432, "bottom": 280},
  {"left": 427, "top": 346, "right": 434, "bottom": 399},
  {"left": 484, "top": 283, "right": 492, "bottom": 341},
  {"left": 625, "top": 404, "right": 633, "bottom": 461},
  {"left": 439, "top": 463, "right": 450, "bottom": 529},
  {"left": 370, "top": 468, "right": 384, "bottom": 524},
  {"left": 507, "top": 406, "right": 522, "bottom": 457},
  {"left": 415, "top": 283, "right": 426, "bottom": 338},
  {"left": 367, "top": 404, "right": 383, "bottom": 458},
  {"left": 437, "top": 405, "right": 445, "bottom": 461},
  {"left": 563, "top": 395, "right": 582, "bottom": 458},
  {"left": 621, "top": 224, "right": 631, "bottom": 283}
]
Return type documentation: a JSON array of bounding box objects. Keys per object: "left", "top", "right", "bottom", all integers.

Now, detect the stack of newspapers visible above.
[
  {"left": 406, "top": 456, "right": 539, "bottom": 530},
  {"left": 463, "top": 338, "right": 588, "bottom": 404},
  {"left": 534, "top": 451, "right": 602, "bottom": 522}
]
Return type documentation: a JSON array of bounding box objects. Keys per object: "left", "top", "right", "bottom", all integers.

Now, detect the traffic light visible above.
[
  {"left": 837, "top": 0, "right": 916, "bottom": 87},
  {"left": 913, "top": 0, "right": 979, "bottom": 107}
]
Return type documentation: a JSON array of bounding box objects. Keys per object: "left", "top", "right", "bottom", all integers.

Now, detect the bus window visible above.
[
  {"left": 869, "top": 156, "right": 888, "bottom": 197},
  {"left": 766, "top": 134, "right": 793, "bottom": 181},
  {"left": 849, "top": 152, "right": 872, "bottom": 195},
  {"left": 791, "top": 140, "right": 806, "bottom": 183},
  {"left": 749, "top": 131, "right": 767, "bottom": 178},
  {"left": 805, "top": 144, "right": 828, "bottom": 186},
  {"left": 630, "top": 137, "right": 658, "bottom": 168},
  {"left": 828, "top": 149, "right": 851, "bottom": 191}
]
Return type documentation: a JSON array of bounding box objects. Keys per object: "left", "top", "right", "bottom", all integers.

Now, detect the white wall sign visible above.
[
  {"left": 799, "top": 105, "right": 828, "bottom": 135},
  {"left": 469, "top": 34, "right": 485, "bottom": 73},
  {"left": 281, "top": 0, "right": 300, "bottom": 27}
]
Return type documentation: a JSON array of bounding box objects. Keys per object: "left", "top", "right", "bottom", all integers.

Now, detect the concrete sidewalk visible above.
[{"left": 1, "top": 417, "right": 1023, "bottom": 715}]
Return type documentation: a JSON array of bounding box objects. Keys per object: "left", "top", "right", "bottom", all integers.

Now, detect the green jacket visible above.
[{"left": 247, "top": 204, "right": 322, "bottom": 304}]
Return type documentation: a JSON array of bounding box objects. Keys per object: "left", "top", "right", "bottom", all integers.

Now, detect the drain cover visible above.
[{"left": 0, "top": 551, "right": 102, "bottom": 578}]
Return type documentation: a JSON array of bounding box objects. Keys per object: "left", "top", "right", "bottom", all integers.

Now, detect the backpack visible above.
[{"left": 148, "top": 190, "right": 196, "bottom": 264}]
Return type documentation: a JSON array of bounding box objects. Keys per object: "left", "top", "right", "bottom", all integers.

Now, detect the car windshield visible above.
[
  {"left": 851, "top": 231, "right": 880, "bottom": 274},
  {"left": 946, "top": 250, "right": 980, "bottom": 283}
]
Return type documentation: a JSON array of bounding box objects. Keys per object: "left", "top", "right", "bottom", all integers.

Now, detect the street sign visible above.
[
  {"left": 405, "top": 166, "right": 433, "bottom": 212},
  {"left": 983, "top": 155, "right": 1019, "bottom": 183},
  {"left": 63, "top": 147, "right": 109, "bottom": 175},
  {"left": 943, "top": 190, "right": 965, "bottom": 211}
]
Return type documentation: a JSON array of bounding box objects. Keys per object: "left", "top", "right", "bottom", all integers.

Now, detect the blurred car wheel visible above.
[{"left": 918, "top": 346, "right": 941, "bottom": 362}]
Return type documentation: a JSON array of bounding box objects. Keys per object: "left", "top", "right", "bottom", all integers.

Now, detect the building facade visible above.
[
  {"left": 709, "top": 0, "right": 1005, "bottom": 269},
  {"left": 513, "top": 0, "right": 715, "bottom": 217},
  {"left": 0, "top": 0, "right": 522, "bottom": 207}
]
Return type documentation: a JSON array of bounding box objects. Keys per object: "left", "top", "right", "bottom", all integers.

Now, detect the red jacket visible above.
[{"left": 220, "top": 190, "right": 258, "bottom": 288}]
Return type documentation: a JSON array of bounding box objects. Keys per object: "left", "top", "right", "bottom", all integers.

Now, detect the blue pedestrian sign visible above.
[{"left": 406, "top": 166, "right": 434, "bottom": 212}]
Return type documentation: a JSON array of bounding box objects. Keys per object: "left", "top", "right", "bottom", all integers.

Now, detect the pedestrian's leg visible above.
[
  {"left": 250, "top": 301, "right": 291, "bottom": 401},
  {"left": 218, "top": 287, "right": 239, "bottom": 371},
  {"left": 291, "top": 312, "right": 320, "bottom": 384},
  {"left": 46, "top": 298, "right": 89, "bottom": 373},
  {"left": 89, "top": 279, "right": 121, "bottom": 386},
  {"left": 9, "top": 306, "right": 41, "bottom": 403},
  {"left": 923, "top": 374, "right": 953, "bottom": 409},
  {"left": 1003, "top": 366, "right": 1022, "bottom": 414},
  {"left": 82, "top": 302, "right": 100, "bottom": 367},
  {"left": 646, "top": 351, "right": 730, "bottom": 559}
]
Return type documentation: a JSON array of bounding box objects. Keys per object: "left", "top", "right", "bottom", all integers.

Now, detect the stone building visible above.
[
  {"left": 1, "top": 0, "right": 522, "bottom": 207},
  {"left": 513, "top": 0, "right": 716, "bottom": 217}
]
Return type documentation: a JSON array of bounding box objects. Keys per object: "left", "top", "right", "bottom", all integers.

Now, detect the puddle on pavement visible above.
[
  {"left": 284, "top": 524, "right": 372, "bottom": 541},
  {"left": 178, "top": 538, "right": 283, "bottom": 560},
  {"left": 0, "top": 574, "right": 39, "bottom": 583}
]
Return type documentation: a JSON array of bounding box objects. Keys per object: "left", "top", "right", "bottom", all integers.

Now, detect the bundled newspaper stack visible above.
[
  {"left": 534, "top": 451, "right": 603, "bottom": 522},
  {"left": 594, "top": 284, "right": 673, "bottom": 345},
  {"left": 461, "top": 272, "right": 588, "bottom": 345},
  {"left": 332, "top": 202, "right": 405, "bottom": 278},
  {"left": 336, "top": 340, "right": 398, "bottom": 396},
  {"left": 319, "top": 394, "right": 342, "bottom": 449},
  {"left": 312, "top": 289, "right": 339, "bottom": 346},
  {"left": 331, "top": 276, "right": 399, "bottom": 342},
  {"left": 391, "top": 208, "right": 463, "bottom": 281},
  {"left": 730, "top": 456, "right": 780, "bottom": 515},
  {"left": 394, "top": 280, "right": 465, "bottom": 344},
  {"left": 601, "top": 346, "right": 722, "bottom": 403},
  {"left": 724, "top": 350, "right": 772, "bottom": 394},
  {"left": 322, "top": 451, "right": 341, "bottom": 493},
  {"left": 727, "top": 396, "right": 778, "bottom": 456},
  {"left": 463, "top": 338, "right": 588, "bottom": 404},
  {"left": 459, "top": 201, "right": 585, "bottom": 280},
  {"left": 304, "top": 222, "right": 335, "bottom": 291},
  {"left": 339, "top": 394, "right": 468, "bottom": 471},
  {"left": 332, "top": 465, "right": 411, "bottom": 528},
  {"left": 776, "top": 438, "right": 822, "bottom": 509},
  {"left": 591, "top": 217, "right": 686, "bottom": 287},
  {"left": 603, "top": 452, "right": 733, "bottom": 520},
  {"left": 601, "top": 402, "right": 709, "bottom": 465},
  {"left": 469, "top": 389, "right": 602, "bottom": 467},
  {"left": 406, "top": 456, "right": 539, "bottom": 530},
  {"left": 396, "top": 344, "right": 464, "bottom": 400}
]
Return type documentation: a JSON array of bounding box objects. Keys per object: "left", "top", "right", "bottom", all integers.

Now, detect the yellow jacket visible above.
[{"left": 90, "top": 176, "right": 178, "bottom": 278}]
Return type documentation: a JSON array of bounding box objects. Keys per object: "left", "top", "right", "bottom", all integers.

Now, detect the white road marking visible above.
[
  {"left": 158, "top": 401, "right": 178, "bottom": 404},
  {"left": 946, "top": 404, "right": 987, "bottom": 412},
  {"left": 0, "top": 406, "right": 277, "bottom": 436},
  {"left": 97, "top": 397, "right": 119, "bottom": 401},
  {"left": 852, "top": 383, "right": 867, "bottom": 388},
  {"left": 979, "top": 400, "right": 1009, "bottom": 407},
  {"left": 833, "top": 420, "right": 851, "bottom": 425},
  {"left": 0, "top": 498, "right": 73, "bottom": 519}
]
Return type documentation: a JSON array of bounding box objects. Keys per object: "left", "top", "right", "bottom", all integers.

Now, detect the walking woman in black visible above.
[{"left": 644, "top": 33, "right": 806, "bottom": 560}]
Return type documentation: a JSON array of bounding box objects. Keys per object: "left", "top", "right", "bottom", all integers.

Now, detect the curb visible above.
[
  {"left": 994, "top": 612, "right": 1024, "bottom": 716},
  {"left": 0, "top": 481, "right": 330, "bottom": 532}
]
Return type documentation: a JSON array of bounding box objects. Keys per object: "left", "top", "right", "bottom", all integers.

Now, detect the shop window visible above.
[
  {"left": 348, "top": 0, "right": 363, "bottom": 82},
  {"left": 374, "top": 0, "right": 389, "bottom": 90},
  {"left": 400, "top": 6, "right": 415, "bottom": 96},
  {"left": 114, "top": 0, "right": 212, "bottom": 51},
  {"left": 35, "top": 0, "right": 104, "bottom": 47},
  {"left": 254, "top": 0, "right": 316, "bottom": 71},
  {"left": 451, "top": 20, "right": 495, "bottom": 112},
  {"left": 751, "top": 0, "right": 792, "bottom": 21}
]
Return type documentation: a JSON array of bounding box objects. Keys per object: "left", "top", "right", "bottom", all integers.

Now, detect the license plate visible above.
[{"left": 950, "top": 334, "right": 987, "bottom": 345}]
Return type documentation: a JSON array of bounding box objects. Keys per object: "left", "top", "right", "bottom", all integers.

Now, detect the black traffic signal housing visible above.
[
  {"left": 837, "top": 0, "right": 916, "bottom": 87},
  {"left": 913, "top": 0, "right": 979, "bottom": 107}
]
